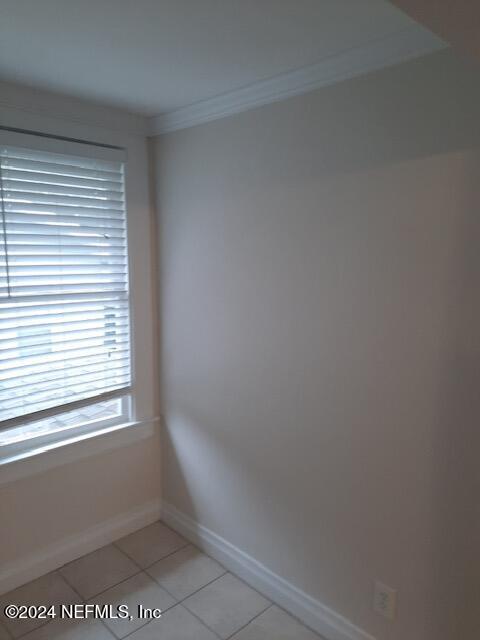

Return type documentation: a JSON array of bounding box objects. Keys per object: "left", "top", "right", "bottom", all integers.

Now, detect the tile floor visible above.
[{"left": 0, "top": 521, "right": 323, "bottom": 639}]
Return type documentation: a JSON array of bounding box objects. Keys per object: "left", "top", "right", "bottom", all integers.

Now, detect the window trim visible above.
[
  {"left": 0, "top": 416, "right": 159, "bottom": 487},
  {"left": 0, "top": 395, "right": 131, "bottom": 459},
  {"left": 0, "top": 129, "right": 136, "bottom": 454}
]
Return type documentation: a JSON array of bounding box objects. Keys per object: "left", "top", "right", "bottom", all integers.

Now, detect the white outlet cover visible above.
[{"left": 373, "top": 580, "right": 397, "bottom": 620}]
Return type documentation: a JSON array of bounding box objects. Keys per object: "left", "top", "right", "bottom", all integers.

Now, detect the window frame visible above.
[
  {"left": 0, "top": 129, "right": 136, "bottom": 460},
  {"left": 0, "top": 395, "right": 132, "bottom": 460}
]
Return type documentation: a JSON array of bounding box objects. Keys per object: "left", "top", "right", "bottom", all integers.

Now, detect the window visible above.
[{"left": 0, "top": 131, "right": 131, "bottom": 452}]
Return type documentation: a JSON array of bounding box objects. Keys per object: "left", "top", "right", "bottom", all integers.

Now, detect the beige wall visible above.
[
  {"left": 154, "top": 49, "right": 480, "bottom": 640},
  {"left": 0, "top": 437, "right": 160, "bottom": 565}
]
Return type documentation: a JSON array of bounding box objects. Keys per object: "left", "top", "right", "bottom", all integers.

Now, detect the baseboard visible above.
[
  {"left": 0, "top": 499, "right": 161, "bottom": 595},
  {"left": 162, "top": 502, "right": 375, "bottom": 640}
]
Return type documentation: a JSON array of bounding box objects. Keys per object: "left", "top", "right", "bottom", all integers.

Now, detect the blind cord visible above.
[{"left": 0, "top": 159, "right": 11, "bottom": 297}]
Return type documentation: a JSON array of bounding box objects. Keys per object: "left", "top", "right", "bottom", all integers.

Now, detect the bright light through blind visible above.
[{"left": 0, "top": 143, "right": 131, "bottom": 426}]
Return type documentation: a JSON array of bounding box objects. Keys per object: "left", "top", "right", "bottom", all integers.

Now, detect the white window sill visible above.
[{"left": 0, "top": 417, "right": 160, "bottom": 486}]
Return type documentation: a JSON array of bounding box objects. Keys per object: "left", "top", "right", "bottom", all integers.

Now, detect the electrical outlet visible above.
[{"left": 373, "top": 580, "right": 397, "bottom": 620}]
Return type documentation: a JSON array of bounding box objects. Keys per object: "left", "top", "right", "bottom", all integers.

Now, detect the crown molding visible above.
[{"left": 150, "top": 26, "right": 446, "bottom": 136}]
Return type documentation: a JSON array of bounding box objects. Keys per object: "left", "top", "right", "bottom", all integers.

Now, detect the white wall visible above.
[
  {"left": 154, "top": 49, "right": 480, "bottom": 640},
  {"left": 0, "top": 84, "right": 161, "bottom": 590}
]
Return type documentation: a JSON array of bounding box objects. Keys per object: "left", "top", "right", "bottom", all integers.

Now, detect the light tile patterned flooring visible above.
[{"left": 0, "top": 521, "right": 322, "bottom": 639}]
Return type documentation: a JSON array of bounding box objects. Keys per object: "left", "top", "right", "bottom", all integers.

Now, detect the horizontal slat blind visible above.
[{"left": 0, "top": 144, "right": 131, "bottom": 425}]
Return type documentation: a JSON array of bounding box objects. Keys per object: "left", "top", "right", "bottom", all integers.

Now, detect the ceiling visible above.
[
  {"left": 0, "top": 0, "right": 440, "bottom": 117},
  {"left": 390, "top": 0, "right": 480, "bottom": 62}
]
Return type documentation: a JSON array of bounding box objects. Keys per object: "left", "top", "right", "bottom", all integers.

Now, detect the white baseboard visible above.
[
  {"left": 0, "top": 499, "right": 161, "bottom": 595},
  {"left": 162, "top": 502, "right": 375, "bottom": 640}
]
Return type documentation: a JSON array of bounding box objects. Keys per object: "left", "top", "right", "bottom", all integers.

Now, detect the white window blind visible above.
[{"left": 0, "top": 141, "right": 131, "bottom": 428}]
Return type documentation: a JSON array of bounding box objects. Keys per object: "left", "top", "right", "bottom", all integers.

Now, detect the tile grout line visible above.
[
  {"left": 4, "top": 570, "right": 85, "bottom": 640},
  {"left": 84, "top": 569, "right": 144, "bottom": 602},
  {"left": 2, "top": 542, "right": 194, "bottom": 640},
  {"left": 77, "top": 565, "right": 181, "bottom": 639},
  {"left": 2, "top": 570, "right": 81, "bottom": 640},
  {"left": 225, "top": 603, "right": 274, "bottom": 640},
  {"left": 95, "top": 570, "right": 231, "bottom": 640},
  {"left": 110, "top": 541, "right": 148, "bottom": 573},
  {"left": 153, "top": 522, "right": 324, "bottom": 638},
  {"left": 110, "top": 519, "right": 189, "bottom": 572},
  {"left": 141, "top": 543, "right": 191, "bottom": 571},
  {"left": 115, "top": 615, "right": 158, "bottom": 640},
  {"left": 0, "top": 620, "right": 13, "bottom": 640},
  {"left": 178, "top": 571, "right": 270, "bottom": 640},
  {"left": 64, "top": 543, "right": 191, "bottom": 602},
  {"left": 98, "top": 618, "right": 117, "bottom": 639},
  {"left": 55, "top": 569, "right": 86, "bottom": 603},
  {"left": 56, "top": 566, "right": 121, "bottom": 640},
  {"left": 121, "top": 620, "right": 151, "bottom": 640},
  {"left": 6, "top": 615, "right": 51, "bottom": 639},
  {"left": 179, "top": 605, "right": 224, "bottom": 639},
  {"left": 121, "top": 570, "right": 230, "bottom": 639},
  {"left": 146, "top": 524, "right": 276, "bottom": 639},
  {"left": 151, "top": 569, "right": 229, "bottom": 605},
  {"left": 93, "top": 576, "right": 181, "bottom": 640},
  {"left": 156, "top": 571, "right": 230, "bottom": 639},
  {"left": 4, "top": 566, "right": 270, "bottom": 640},
  {"left": 5, "top": 524, "right": 187, "bottom": 599},
  {"left": 2, "top": 520, "right": 321, "bottom": 640},
  {"left": 112, "top": 539, "right": 190, "bottom": 572}
]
